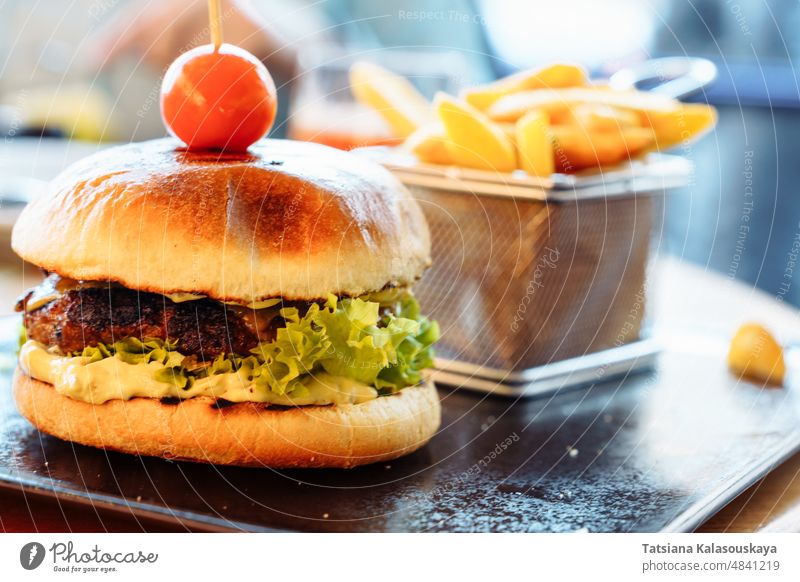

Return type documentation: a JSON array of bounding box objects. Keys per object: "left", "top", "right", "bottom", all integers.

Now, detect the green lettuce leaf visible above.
[
  {"left": 375, "top": 295, "right": 440, "bottom": 393},
  {"left": 249, "top": 302, "right": 331, "bottom": 395},
  {"left": 317, "top": 296, "right": 406, "bottom": 385}
]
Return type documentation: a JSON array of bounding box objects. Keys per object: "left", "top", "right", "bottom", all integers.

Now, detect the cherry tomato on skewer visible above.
[{"left": 160, "top": 43, "right": 277, "bottom": 152}]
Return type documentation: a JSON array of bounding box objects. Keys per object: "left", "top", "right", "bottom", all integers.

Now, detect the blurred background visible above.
[{"left": 0, "top": 0, "right": 797, "bottom": 305}]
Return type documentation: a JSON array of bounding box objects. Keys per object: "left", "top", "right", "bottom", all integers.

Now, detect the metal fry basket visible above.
[
  {"left": 360, "top": 151, "right": 692, "bottom": 397},
  {"left": 359, "top": 57, "right": 713, "bottom": 397}
]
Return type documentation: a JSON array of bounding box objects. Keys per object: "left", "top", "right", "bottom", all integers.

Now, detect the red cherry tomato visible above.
[{"left": 160, "top": 43, "right": 277, "bottom": 152}]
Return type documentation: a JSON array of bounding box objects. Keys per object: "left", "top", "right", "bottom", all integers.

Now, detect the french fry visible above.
[
  {"left": 380, "top": 60, "right": 717, "bottom": 174},
  {"left": 515, "top": 111, "right": 554, "bottom": 177},
  {"left": 727, "top": 323, "right": 785, "bottom": 386},
  {"left": 550, "top": 125, "right": 654, "bottom": 172},
  {"left": 435, "top": 93, "right": 516, "bottom": 172},
  {"left": 562, "top": 104, "right": 642, "bottom": 131},
  {"left": 640, "top": 103, "right": 717, "bottom": 151},
  {"left": 349, "top": 61, "right": 432, "bottom": 139},
  {"left": 498, "top": 122, "right": 517, "bottom": 140},
  {"left": 404, "top": 123, "right": 453, "bottom": 165},
  {"left": 488, "top": 87, "right": 679, "bottom": 123},
  {"left": 463, "top": 63, "right": 587, "bottom": 111}
]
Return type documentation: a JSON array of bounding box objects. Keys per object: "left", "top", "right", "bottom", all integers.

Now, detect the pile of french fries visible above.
[{"left": 349, "top": 61, "right": 717, "bottom": 175}]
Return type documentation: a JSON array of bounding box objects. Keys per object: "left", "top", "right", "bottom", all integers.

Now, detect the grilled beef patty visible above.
[{"left": 17, "top": 276, "right": 281, "bottom": 357}]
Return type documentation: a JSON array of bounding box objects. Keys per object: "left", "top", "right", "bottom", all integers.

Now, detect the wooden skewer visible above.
[{"left": 208, "top": 0, "right": 223, "bottom": 49}]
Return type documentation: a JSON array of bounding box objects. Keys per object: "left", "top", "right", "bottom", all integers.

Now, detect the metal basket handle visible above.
[{"left": 608, "top": 57, "right": 717, "bottom": 101}]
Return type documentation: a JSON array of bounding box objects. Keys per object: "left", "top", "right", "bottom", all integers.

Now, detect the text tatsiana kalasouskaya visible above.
[{"left": 642, "top": 544, "right": 777, "bottom": 557}]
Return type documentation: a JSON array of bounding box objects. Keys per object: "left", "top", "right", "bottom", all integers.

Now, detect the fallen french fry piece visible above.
[
  {"left": 727, "top": 323, "right": 785, "bottom": 386},
  {"left": 641, "top": 103, "right": 717, "bottom": 151},
  {"left": 488, "top": 87, "right": 679, "bottom": 123},
  {"left": 404, "top": 123, "right": 453, "bottom": 165},
  {"left": 435, "top": 93, "right": 516, "bottom": 172},
  {"left": 349, "top": 61, "right": 432, "bottom": 139},
  {"left": 516, "top": 110, "right": 554, "bottom": 177},
  {"left": 550, "top": 125, "right": 654, "bottom": 172},
  {"left": 463, "top": 63, "right": 587, "bottom": 111}
]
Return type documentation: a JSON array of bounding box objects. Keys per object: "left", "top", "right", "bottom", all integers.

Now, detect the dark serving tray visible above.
[{"left": 1, "top": 325, "right": 799, "bottom": 532}]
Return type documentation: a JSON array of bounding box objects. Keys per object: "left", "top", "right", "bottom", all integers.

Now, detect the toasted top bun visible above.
[{"left": 12, "top": 138, "right": 430, "bottom": 302}]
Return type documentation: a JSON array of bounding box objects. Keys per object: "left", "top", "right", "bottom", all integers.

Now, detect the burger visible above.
[{"left": 11, "top": 138, "right": 440, "bottom": 468}]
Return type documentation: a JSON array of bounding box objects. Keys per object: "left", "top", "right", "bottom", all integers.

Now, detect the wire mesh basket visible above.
[
  {"left": 414, "top": 186, "right": 654, "bottom": 371},
  {"left": 358, "top": 57, "right": 713, "bottom": 396},
  {"left": 361, "top": 151, "right": 692, "bottom": 396}
]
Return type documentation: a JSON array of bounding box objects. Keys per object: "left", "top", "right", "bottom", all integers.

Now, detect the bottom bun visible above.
[{"left": 12, "top": 368, "right": 440, "bottom": 468}]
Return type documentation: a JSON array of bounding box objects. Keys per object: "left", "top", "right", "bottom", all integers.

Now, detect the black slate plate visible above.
[{"left": 2, "top": 326, "right": 800, "bottom": 532}]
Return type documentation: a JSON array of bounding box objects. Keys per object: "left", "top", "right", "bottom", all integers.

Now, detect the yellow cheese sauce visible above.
[{"left": 19, "top": 340, "right": 378, "bottom": 406}]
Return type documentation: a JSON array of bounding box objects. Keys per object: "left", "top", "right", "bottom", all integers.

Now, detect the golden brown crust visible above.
[
  {"left": 11, "top": 138, "right": 430, "bottom": 302},
  {"left": 12, "top": 369, "right": 440, "bottom": 468}
]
